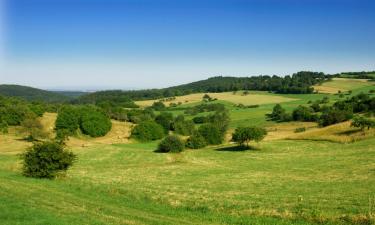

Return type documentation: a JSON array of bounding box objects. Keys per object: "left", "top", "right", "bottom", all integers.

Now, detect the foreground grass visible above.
[{"left": 1, "top": 138, "right": 374, "bottom": 224}]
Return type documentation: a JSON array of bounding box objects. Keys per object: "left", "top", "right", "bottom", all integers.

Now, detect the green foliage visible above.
[
  {"left": 292, "top": 106, "right": 317, "bottom": 122},
  {"left": 294, "top": 127, "right": 306, "bottom": 133},
  {"left": 21, "top": 141, "right": 76, "bottom": 179},
  {"left": 80, "top": 108, "right": 112, "bottom": 137},
  {"left": 172, "top": 116, "right": 195, "bottom": 136},
  {"left": 131, "top": 121, "right": 165, "bottom": 141},
  {"left": 267, "top": 104, "right": 291, "bottom": 122},
  {"left": 192, "top": 116, "right": 208, "bottom": 124},
  {"left": 0, "top": 84, "right": 71, "bottom": 102},
  {"left": 186, "top": 132, "right": 207, "bottom": 149},
  {"left": 0, "top": 120, "right": 8, "bottom": 134},
  {"left": 155, "top": 112, "right": 174, "bottom": 132},
  {"left": 351, "top": 116, "right": 375, "bottom": 130},
  {"left": 157, "top": 135, "right": 185, "bottom": 153},
  {"left": 21, "top": 112, "right": 46, "bottom": 141},
  {"left": 150, "top": 101, "right": 166, "bottom": 111},
  {"left": 198, "top": 124, "right": 223, "bottom": 145},
  {"left": 55, "top": 106, "right": 80, "bottom": 137},
  {"left": 319, "top": 108, "right": 353, "bottom": 127},
  {"left": 232, "top": 126, "right": 267, "bottom": 147}
]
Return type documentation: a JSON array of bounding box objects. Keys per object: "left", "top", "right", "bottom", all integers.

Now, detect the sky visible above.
[{"left": 0, "top": 0, "right": 375, "bottom": 90}]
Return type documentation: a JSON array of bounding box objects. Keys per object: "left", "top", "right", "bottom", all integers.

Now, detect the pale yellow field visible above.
[
  {"left": 287, "top": 121, "right": 375, "bottom": 143},
  {"left": 265, "top": 122, "right": 317, "bottom": 141},
  {"left": 313, "top": 78, "right": 373, "bottom": 94},
  {"left": 136, "top": 91, "right": 297, "bottom": 107}
]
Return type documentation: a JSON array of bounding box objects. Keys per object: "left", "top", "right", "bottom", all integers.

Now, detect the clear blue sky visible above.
[{"left": 1, "top": 0, "right": 375, "bottom": 90}]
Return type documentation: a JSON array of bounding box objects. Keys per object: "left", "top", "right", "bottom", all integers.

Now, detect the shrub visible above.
[
  {"left": 198, "top": 124, "right": 223, "bottom": 145},
  {"left": 267, "top": 104, "right": 291, "bottom": 121},
  {"left": 151, "top": 101, "right": 166, "bottom": 111},
  {"left": 0, "top": 120, "right": 8, "bottom": 134},
  {"left": 55, "top": 106, "right": 80, "bottom": 136},
  {"left": 80, "top": 109, "right": 112, "bottom": 137},
  {"left": 292, "top": 105, "right": 317, "bottom": 122},
  {"left": 173, "top": 119, "right": 195, "bottom": 136},
  {"left": 155, "top": 112, "right": 174, "bottom": 132},
  {"left": 351, "top": 116, "right": 375, "bottom": 130},
  {"left": 319, "top": 108, "right": 353, "bottom": 127},
  {"left": 193, "top": 116, "right": 207, "bottom": 124},
  {"left": 0, "top": 104, "right": 30, "bottom": 126},
  {"left": 21, "top": 141, "right": 76, "bottom": 179},
  {"left": 158, "top": 135, "right": 185, "bottom": 153},
  {"left": 186, "top": 132, "right": 207, "bottom": 149},
  {"left": 232, "top": 126, "right": 267, "bottom": 147},
  {"left": 294, "top": 127, "right": 306, "bottom": 133},
  {"left": 21, "top": 112, "right": 46, "bottom": 140},
  {"left": 131, "top": 121, "right": 165, "bottom": 141}
]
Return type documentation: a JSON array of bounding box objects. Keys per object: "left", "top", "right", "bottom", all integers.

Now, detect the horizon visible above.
[{"left": 1, "top": 0, "right": 375, "bottom": 89}]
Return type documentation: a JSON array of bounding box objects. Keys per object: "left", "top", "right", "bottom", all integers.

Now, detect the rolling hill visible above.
[{"left": 0, "top": 84, "right": 75, "bottom": 102}]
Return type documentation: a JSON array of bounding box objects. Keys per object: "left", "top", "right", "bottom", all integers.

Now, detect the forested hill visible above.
[
  {"left": 0, "top": 84, "right": 72, "bottom": 102},
  {"left": 77, "top": 71, "right": 329, "bottom": 104}
]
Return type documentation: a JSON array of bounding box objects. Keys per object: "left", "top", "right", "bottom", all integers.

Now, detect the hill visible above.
[
  {"left": 0, "top": 84, "right": 72, "bottom": 102},
  {"left": 77, "top": 71, "right": 328, "bottom": 104}
]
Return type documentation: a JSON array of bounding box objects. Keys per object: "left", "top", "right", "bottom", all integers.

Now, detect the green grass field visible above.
[{"left": 1, "top": 80, "right": 375, "bottom": 225}]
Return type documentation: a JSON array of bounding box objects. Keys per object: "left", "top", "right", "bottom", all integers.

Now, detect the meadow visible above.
[{"left": 1, "top": 78, "right": 375, "bottom": 225}]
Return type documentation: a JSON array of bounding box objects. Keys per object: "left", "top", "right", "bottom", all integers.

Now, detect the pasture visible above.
[
  {"left": 313, "top": 78, "right": 374, "bottom": 94},
  {"left": 1, "top": 79, "right": 375, "bottom": 225}
]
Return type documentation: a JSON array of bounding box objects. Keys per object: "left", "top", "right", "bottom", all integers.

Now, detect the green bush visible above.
[
  {"left": 80, "top": 109, "right": 112, "bottom": 137},
  {"left": 0, "top": 104, "right": 30, "bottom": 126},
  {"left": 173, "top": 119, "right": 195, "bottom": 136},
  {"left": 294, "top": 127, "right": 306, "bottom": 133},
  {"left": 158, "top": 135, "right": 185, "bottom": 153},
  {"left": 186, "top": 132, "right": 207, "bottom": 149},
  {"left": 0, "top": 120, "right": 8, "bottom": 134},
  {"left": 55, "top": 106, "right": 80, "bottom": 136},
  {"left": 155, "top": 112, "right": 174, "bottom": 132},
  {"left": 131, "top": 121, "right": 165, "bottom": 141},
  {"left": 198, "top": 124, "right": 223, "bottom": 145},
  {"left": 21, "top": 141, "right": 76, "bottom": 179}
]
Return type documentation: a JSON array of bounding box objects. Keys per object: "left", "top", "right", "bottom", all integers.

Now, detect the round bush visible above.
[
  {"left": 186, "top": 132, "right": 207, "bottom": 149},
  {"left": 55, "top": 106, "right": 80, "bottom": 136},
  {"left": 131, "top": 121, "right": 165, "bottom": 141},
  {"left": 21, "top": 141, "right": 76, "bottom": 179},
  {"left": 158, "top": 135, "right": 185, "bottom": 153},
  {"left": 80, "top": 110, "right": 112, "bottom": 137}
]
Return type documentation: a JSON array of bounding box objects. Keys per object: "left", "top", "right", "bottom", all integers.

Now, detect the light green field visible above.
[{"left": 1, "top": 138, "right": 375, "bottom": 225}]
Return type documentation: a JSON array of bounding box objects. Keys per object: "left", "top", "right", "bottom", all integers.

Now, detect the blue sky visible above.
[{"left": 1, "top": 0, "right": 375, "bottom": 90}]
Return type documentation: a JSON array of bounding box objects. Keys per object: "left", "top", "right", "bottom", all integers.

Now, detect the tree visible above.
[
  {"left": 268, "top": 104, "right": 286, "bottom": 121},
  {"left": 21, "top": 141, "right": 76, "bottom": 179},
  {"left": 131, "top": 121, "right": 165, "bottom": 141},
  {"left": 292, "top": 106, "right": 316, "bottom": 122},
  {"left": 21, "top": 112, "right": 46, "bottom": 141},
  {"left": 232, "top": 127, "right": 267, "bottom": 147},
  {"left": 351, "top": 116, "right": 375, "bottom": 130},
  {"left": 80, "top": 109, "right": 112, "bottom": 137},
  {"left": 158, "top": 135, "right": 185, "bottom": 153},
  {"left": 198, "top": 124, "right": 223, "bottom": 145},
  {"left": 172, "top": 116, "right": 195, "bottom": 136},
  {"left": 186, "top": 132, "right": 207, "bottom": 149},
  {"left": 55, "top": 106, "right": 80, "bottom": 137},
  {"left": 155, "top": 112, "right": 174, "bottom": 132},
  {"left": 150, "top": 101, "right": 166, "bottom": 111}
]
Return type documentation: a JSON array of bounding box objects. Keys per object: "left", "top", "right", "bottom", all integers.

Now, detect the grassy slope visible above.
[
  {"left": 0, "top": 139, "right": 374, "bottom": 224},
  {"left": 1, "top": 79, "right": 375, "bottom": 225}
]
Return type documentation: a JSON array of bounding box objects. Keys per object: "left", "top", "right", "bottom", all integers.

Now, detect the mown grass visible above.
[
  {"left": 1, "top": 138, "right": 374, "bottom": 224},
  {"left": 313, "top": 78, "right": 374, "bottom": 94}
]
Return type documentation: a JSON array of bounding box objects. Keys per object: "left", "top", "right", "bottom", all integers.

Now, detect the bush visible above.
[
  {"left": 319, "top": 108, "right": 353, "bottom": 127},
  {"left": 292, "top": 105, "right": 317, "bottom": 122},
  {"left": 158, "top": 135, "right": 185, "bottom": 153},
  {"left": 351, "top": 116, "right": 375, "bottom": 130},
  {"left": 80, "top": 109, "right": 112, "bottom": 137},
  {"left": 0, "top": 104, "right": 30, "bottom": 126},
  {"left": 21, "top": 141, "right": 76, "bottom": 179},
  {"left": 155, "top": 112, "right": 174, "bottom": 132},
  {"left": 173, "top": 119, "right": 195, "bottom": 136},
  {"left": 232, "top": 126, "right": 267, "bottom": 147},
  {"left": 131, "top": 121, "right": 165, "bottom": 141},
  {"left": 150, "top": 101, "right": 166, "bottom": 111},
  {"left": 186, "top": 132, "right": 207, "bottom": 149},
  {"left": 21, "top": 112, "right": 46, "bottom": 140},
  {"left": 198, "top": 124, "right": 223, "bottom": 145},
  {"left": 55, "top": 106, "right": 80, "bottom": 136},
  {"left": 0, "top": 120, "right": 8, "bottom": 134},
  {"left": 192, "top": 116, "right": 207, "bottom": 124},
  {"left": 294, "top": 127, "right": 306, "bottom": 133}
]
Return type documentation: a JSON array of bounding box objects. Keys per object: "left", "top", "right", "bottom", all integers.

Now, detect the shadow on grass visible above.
[{"left": 215, "top": 145, "right": 260, "bottom": 152}]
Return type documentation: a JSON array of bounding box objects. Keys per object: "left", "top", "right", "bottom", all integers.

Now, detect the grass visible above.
[
  {"left": 313, "top": 78, "right": 374, "bottom": 94},
  {"left": 136, "top": 91, "right": 297, "bottom": 107},
  {"left": 1, "top": 138, "right": 374, "bottom": 224}
]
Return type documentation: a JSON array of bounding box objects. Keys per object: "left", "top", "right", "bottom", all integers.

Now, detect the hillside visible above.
[
  {"left": 77, "top": 71, "right": 328, "bottom": 104},
  {"left": 0, "top": 84, "right": 71, "bottom": 102}
]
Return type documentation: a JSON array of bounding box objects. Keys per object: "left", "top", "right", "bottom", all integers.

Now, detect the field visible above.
[
  {"left": 1, "top": 79, "right": 375, "bottom": 225},
  {"left": 313, "top": 78, "right": 374, "bottom": 94}
]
